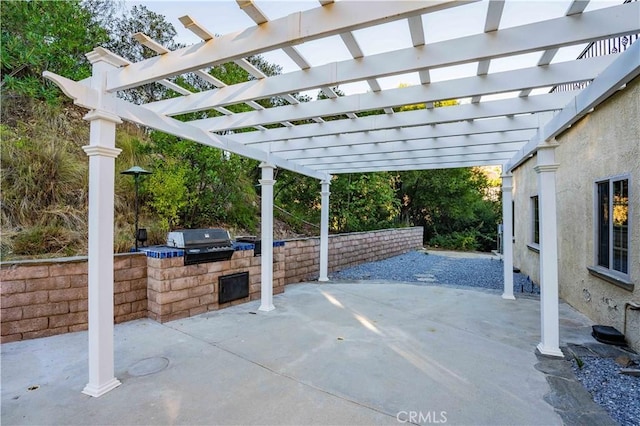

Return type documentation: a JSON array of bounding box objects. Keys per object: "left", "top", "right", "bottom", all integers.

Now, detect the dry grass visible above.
[
  {"left": 0, "top": 98, "right": 309, "bottom": 259},
  {"left": 1, "top": 98, "right": 157, "bottom": 259}
]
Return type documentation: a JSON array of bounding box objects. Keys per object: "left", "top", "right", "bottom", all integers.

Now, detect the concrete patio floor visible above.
[{"left": 1, "top": 282, "right": 596, "bottom": 425}]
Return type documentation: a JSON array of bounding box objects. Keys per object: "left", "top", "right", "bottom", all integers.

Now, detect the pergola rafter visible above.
[
  {"left": 276, "top": 132, "right": 531, "bottom": 162},
  {"left": 42, "top": 0, "right": 640, "bottom": 398},
  {"left": 104, "top": 0, "right": 472, "bottom": 92},
  {"left": 327, "top": 158, "right": 510, "bottom": 173},
  {"left": 189, "top": 55, "right": 616, "bottom": 132},
  {"left": 249, "top": 116, "right": 541, "bottom": 153},
  {"left": 230, "top": 92, "right": 574, "bottom": 144},
  {"left": 143, "top": 4, "right": 636, "bottom": 118}
]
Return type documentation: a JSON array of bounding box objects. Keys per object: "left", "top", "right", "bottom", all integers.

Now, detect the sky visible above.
[{"left": 126, "top": 0, "right": 622, "bottom": 98}]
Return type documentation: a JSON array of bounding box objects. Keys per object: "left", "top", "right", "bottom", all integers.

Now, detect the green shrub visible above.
[{"left": 428, "top": 230, "right": 480, "bottom": 251}]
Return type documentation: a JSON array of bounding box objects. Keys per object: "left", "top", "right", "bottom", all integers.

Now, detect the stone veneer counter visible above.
[{"left": 141, "top": 242, "right": 286, "bottom": 323}]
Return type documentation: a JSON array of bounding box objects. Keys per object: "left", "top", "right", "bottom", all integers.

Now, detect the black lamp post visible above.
[{"left": 121, "top": 166, "right": 152, "bottom": 251}]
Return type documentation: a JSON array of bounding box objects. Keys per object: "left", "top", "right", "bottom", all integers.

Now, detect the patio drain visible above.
[{"left": 127, "top": 357, "right": 170, "bottom": 377}]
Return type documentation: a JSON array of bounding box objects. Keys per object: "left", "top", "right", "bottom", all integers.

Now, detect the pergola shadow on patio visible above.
[
  {"left": 1, "top": 282, "right": 596, "bottom": 425},
  {"left": 40, "top": 0, "right": 640, "bottom": 396}
]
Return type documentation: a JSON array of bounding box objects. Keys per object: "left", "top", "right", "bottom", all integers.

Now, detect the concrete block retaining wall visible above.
[
  {"left": 0, "top": 253, "right": 147, "bottom": 343},
  {"left": 1, "top": 227, "right": 423, "bottom": 342},
  {"left": 284, "top": 227, "right": 423, "bottom": 283}
]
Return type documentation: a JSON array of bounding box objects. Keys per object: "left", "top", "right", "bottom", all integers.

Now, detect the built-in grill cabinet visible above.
[
  {"left": 167, "top": 228, "right": 235, "bottom": 265},
  {"left": 219, "top": 272, "right": 250, "bottom": 304}
]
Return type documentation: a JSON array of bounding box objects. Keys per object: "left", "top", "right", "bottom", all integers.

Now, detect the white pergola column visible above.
[
  {"left": 318, "top": 179, "right": 331, "bottom": 282},
  {"left": 81, "top": 53, "right": 123, "bottom": 397},
  {"left": 259, "top": 163, "right": 276, "bottom": 312},
  {"left": 501, "top": 172, "right": 515, "bottom": 300},
  {"left": 535, "top": 143, "right": 563, "bottom": 357}
]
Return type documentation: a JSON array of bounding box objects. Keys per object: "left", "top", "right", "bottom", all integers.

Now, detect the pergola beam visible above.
[
  {"left": 236, "top": 1, "right": 328, "bottom": 123},
  {"left": 519, "top": 1, "right": 588, "bottom": 97},
  {"left": 506, "top": 40, "right": 640, "bottom": 171},
  {"left": 105, "top": 0, "right": 473, "bottom": 92},
  {"left": 326, "top": 159, "right": 505, "bottom": 174},
  {"left": 229, "top": 91, "right": 577, "bottom": 145},
  {"left": 43, "top": 72, "right": 327, "bottom": 180},
  {"left": 142, "top": 4, "right": 637, "bottom": 117},
  {"left": 132, "top": 31, "right": 285, "bottom": 122},
  {"left": 338, "top": 30, "right": 382, "bottom": 115},
  {"left": 190, "top": 56, "right": 615, "bottom": 132},
  {"left": 114, "top": 100, "right": 327, "bottom": 180},
  {"left": 407, "top": 13, "right": 430, "bottom": 104},
  {"left": 473, "top": 0, "right": 505, "bottom": 103},
  {"left": 281, "top": 144, "right": 526, "bottom": 167},
  {"left": 252, "top": 115, "right": 539, "bottom": 152},
  {"left": 278, "top": 138, "right": 529, "bottom": 164},
  {"left": 324, "top": 153, "right": 512, "bottom": 170},
  {"left": 272, "top": 131, "right": 533, "bottom": 161},
  {"left": 294, "top": 142, "right": 524, "bottom": 167}
]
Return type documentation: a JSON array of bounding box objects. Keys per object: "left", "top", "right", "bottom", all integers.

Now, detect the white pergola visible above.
[{"left": 44, "top": 0, "right": 640, "bottom": 397}]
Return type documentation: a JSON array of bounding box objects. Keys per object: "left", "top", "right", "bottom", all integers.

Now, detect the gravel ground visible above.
[
  {"left": 571, "top": 356, "right": 640, "bottom": 426},
  {"left": 330, "top": 250, "right": 540, "bottom": 295}
]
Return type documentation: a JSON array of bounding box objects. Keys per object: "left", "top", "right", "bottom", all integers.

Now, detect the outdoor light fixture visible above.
[{"left": 121, "top": 166, "right": 152, "bottom": 251}]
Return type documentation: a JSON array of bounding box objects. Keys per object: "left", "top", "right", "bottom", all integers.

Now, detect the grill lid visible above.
[{"left": 167, "top": 228, "right": 231, "bottom": 249}]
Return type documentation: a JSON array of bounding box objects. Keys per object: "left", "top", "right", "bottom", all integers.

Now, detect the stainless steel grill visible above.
[
  {"left": 236, "top": 235, "right": 261, "bottom": 256},
  {"left": 166, "top": 228, "right": 235, "bottom": 265}
]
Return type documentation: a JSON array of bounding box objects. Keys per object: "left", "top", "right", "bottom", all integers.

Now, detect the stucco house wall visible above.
[
  {"left": 512, "top": 159, "right": 540, "bottom": 286},
  {"left": 512, "top": 76, "right": 640, "bottom": 351}
]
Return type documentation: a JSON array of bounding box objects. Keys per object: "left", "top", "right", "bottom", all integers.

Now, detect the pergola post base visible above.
[
  {"left": 82, "top": 377, "right": 121, "bottom": 398},
  {"left": 536, "top": 343, "right": 564, "bottom": 358}
]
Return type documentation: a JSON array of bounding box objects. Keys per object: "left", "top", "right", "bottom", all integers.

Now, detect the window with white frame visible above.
[
  {"left": 595, "top": 177, "right": 630, "bottom": 276},
  {"left": 531, "top": 196, "right": 539, "bottom": 245}
]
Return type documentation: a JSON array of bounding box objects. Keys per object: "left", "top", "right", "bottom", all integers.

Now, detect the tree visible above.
[
  {"left": 1, "top": 0, "right": 109, "bottom": 102},
  {"left": 274, "top": 171, "right": 400, "bottom": 234},
  {"left": 391, "top": 84, "right": 499, "bottom": 251},
  {"left": 105, "top": 5, "right": 184, "bottom": 104},
  {"left": 329, "top": 173, "right": 400, "bottom": 233},
  {"left": 82, "top": 0, "right": 125, "bottom": 34},
  {"left": 398, "top": 168, "right": 500, "bottom": 251},
  {"left": 144, "top": 131, "right": 259, "bottom": 232}
]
